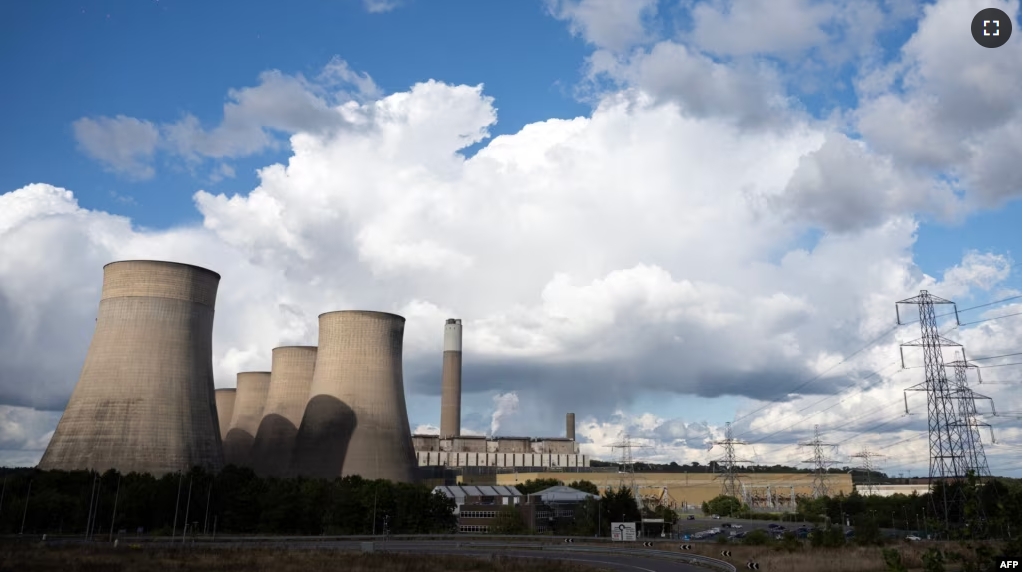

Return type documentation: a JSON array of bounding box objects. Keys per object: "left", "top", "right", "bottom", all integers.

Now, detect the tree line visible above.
[
  {"left": 0, "top": 466, "right": 456, "bottom": 536},
  {"left": 700, "top": 474, "right": 1022, "bottom": 541}
]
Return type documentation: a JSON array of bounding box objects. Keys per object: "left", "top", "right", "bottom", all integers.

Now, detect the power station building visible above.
[
  {"left": 415, "top": 319, "right": 589, "bottom": 470},
  {"left": 37, "top": 260, "right": 224, "bottom": 476}
]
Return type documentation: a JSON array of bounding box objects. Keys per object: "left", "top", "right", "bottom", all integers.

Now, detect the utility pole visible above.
[
  {"left": 799, "top": 425, "right": 836, "bottom": 499},
  {"left": 172, "top": 473, "right": 183, "bottom": 540},
  {"left": 19, "top": 479, "right": 32, "bottom": 535},
  {"left": 713, "top": 422, "right": 751, "bottom": 500},
  {"left": 181, "top": 474, "right": 193, "bottom": 545},
  {"left": 108, "top": 474, "right": 121, "bottom": 542},
  {"left": 898, "top": 290, "right": 969, "bottom": 529}
]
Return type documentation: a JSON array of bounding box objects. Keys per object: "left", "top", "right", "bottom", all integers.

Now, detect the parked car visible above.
[
  {"left": 687, "top": 515, "right": 695, "bottom": 520},
  {"left": 731, "top": 524, "right": 742, "bottom": 529},
  {"left": 735, "top": 532, "right": 747, "bottom": 539},
  {"left": 767, "top": 524, "right": 780, "bottom": 530},
  {"left": 905, "top": 535, "right": 922, "bottom": 541},
  {"left": 845, "top": 530, "right": 855, "bottom": 538},
  {"left": 712, "top": 514, "right": 720, "bottom": 519}
]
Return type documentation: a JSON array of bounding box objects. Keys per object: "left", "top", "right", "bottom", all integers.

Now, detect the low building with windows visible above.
[
  {"left": 432, "top": 485, "right": 523, "bottom": 533},
  {"left": 524, "top": 485, "right": 601, "bottom": 533}
]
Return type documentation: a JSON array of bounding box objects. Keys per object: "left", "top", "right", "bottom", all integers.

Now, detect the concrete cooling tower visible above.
[
  {"left": 291, "top": 311, "right": 417, "bottom": 483},
  {"left": 222, "top": 372, "right": 270, "bottom": 468},
  {"left": 440, "top": 319, "right": 462, "bottom": 438},
  {"left": 38, "top": 260, "right": 223, "bottom": 476},
  {"left": 215, "top": 389, "right": 237, "bottom": 441},
  {"left": 250, "top": 346, "right": 317, "bottom": 477}
]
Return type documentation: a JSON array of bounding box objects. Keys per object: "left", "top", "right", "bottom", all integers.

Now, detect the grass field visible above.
[{"left": 0, "top": 544, "right": 607, "bottom": 572}]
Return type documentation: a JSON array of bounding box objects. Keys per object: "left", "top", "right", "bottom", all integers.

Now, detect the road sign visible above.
[{"left": 611, "top": 522, "right": 637, "bottom": 542}]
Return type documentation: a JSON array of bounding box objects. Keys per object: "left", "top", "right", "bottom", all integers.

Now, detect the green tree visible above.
[
  {"left": 704, "top": 495, "right": 742, "bottom": 517},
  {"left": 567, "top": 480, "right": 599, "bottom": 496},
  {"left": 491, "top": 506, "right": 528, "bottom": 534},
  {"left": 516, "top": 478, "right": 563, "bottom": 495},
  {"left": 742, "top": 529, "right": 771, "bottom": 546}
]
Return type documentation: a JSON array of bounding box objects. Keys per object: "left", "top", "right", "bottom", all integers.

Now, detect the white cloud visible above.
[
  {"left": 5, "top": 47, "right": 1020, "bottom": 472},
  {"left": 363, "top": 0, "right": 399, "bottom": 13},
  {"left": 854, "top": 0, "right": 1022, "bottom": 208},
  {"left": 586, "top": 42, "right": 793, "bottom": 128},
  {"left": 72, "top": 115, "right": 160, "bottom": 179},
  {"left": 546, "top": 0, "right": 659, "bottom": 51},
  {"left": 72, "top": 59, "right": 379, "bottom": 180}
]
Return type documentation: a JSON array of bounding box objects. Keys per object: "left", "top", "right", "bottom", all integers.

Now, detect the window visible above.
[{"left": 459, "top": 525, "right": 490, "bottom": 533}]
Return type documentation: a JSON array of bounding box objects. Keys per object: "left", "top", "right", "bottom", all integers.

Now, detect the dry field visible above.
[{"left": 0, "top": 544, "right": 608, "bottom": 572}]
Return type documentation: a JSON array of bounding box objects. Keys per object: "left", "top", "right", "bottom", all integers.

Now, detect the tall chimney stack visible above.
[
  {"left": 566, "top": 412, "right": 576, "bottom": 440},
  {"left": 440, "top": 319, "right": 462, "bottom": 438}
]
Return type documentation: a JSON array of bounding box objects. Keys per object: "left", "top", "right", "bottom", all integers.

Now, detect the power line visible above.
[
  {"left": 969, "top": 352, "right": 1022, "bottom": 361},
  {"left": 959, "top": 312, "right": 1022, "bottom": 327},
  {"left": 731, "top": 325, "right": 901, "bottom": 427}
]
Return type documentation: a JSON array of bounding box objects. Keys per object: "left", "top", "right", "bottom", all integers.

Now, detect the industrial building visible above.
[
  {"left": 223, "top": 371, "right": 271, "bottom": 468},
  {"left": 250, "top": 346, "right": 317, "bottom": 477},
  {"left": 433, "top": 484, "right": 599, "bottom": 534},
  {"left": 291, "top": 311, "right": 418, "bottom": 483},
  {"left": 37, "top": 260, "right": 224, "bottom": 476},
  {"left": 413, "top": 434, "right": 588, "bottom": 469}
]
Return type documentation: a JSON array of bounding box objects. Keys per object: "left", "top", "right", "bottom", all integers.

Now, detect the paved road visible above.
[
  {"left": 377, "top": 543, "right": 716, "bottom": 572},
  {"left": 37, "top": 537, "right": 732, "bottom": 572}
]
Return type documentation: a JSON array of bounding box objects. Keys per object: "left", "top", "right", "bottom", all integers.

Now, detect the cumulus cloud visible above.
[
  {"left": 72, "top": 58, "right": 379, "bottom": 180},
  {"left": 546, "top": 0, "right": 659, "bottom": 52},
  {"left": 5, "top": 9, "right": 1021, "bottom": 471},
  {"left": 72, "top": 115, "right": 160, "bottom": 179},
  {"left": 854, "top": 0, "right": 1022, "bottom": 207}
]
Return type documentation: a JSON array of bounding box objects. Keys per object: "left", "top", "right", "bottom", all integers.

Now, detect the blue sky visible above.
[{"left": 1, "top": 0, "right": 1020, "bottom": 474}]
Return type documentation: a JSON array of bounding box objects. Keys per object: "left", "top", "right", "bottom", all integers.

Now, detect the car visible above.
[
  {"left": 712, "top": 514, "right": 720, "bottom": 519},
  {"left": 767, "top": 524, "right": 780, "bottom": 530},
  {"left": 722, "top": 523, "right": 732, "bottom": 528},
  {"left": 731, "top": 524, "right": 742, "bottom": 529},
  {"left": 687, "top": 515, "right": 695, "bottom": 520},
  {"left": 905, "top": 535, "right": 922, "bottom": 541},
  {"left": 776, "top": 525, "right": 786, "bottom": 530},
  {"left": 735, "top": 532, "right": 747, "bottom": 539}
]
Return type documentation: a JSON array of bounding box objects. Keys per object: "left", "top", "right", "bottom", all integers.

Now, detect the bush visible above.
[
  {"left": 882, "top": 548, "right": 908, "bottom": 572},
  {"left": 742, "top": 529, "right": 771, "bottom": 546}
]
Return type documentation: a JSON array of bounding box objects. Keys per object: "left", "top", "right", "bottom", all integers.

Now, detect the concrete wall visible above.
[
  {"left": 453, "top": 437, "right": 488, "bottom": 453},
  {"left": 251, "top": 346, "right": 317, "bottom": 477},
  {"left": 38, "top": 260, "right": 224, "bottom": 476},
  {"left": 215, "top": 389, "right": 236, "bottom": 441},
  {"left": 413, "top": 435, "right": 441, "bottom": 451},
  {"left": 291, "top": 311, "right": 417, "bottom": 483},
  {"left": 223, "top": 371, "right": 270, "bottom": 468}
]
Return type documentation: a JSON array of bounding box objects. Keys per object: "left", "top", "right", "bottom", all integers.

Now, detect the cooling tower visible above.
[
  {"left": 215, "top": 389, "right": 237, "bottom": 441},
  {"left": 38, "top": 260, "right": 223, "bottom": 476},
  {"left": 440, "top": 318, "right": 462, "bottom": 439},
  {"left": 250, "top": 346, "right": 317, "bottom": 477},
  {"left": 222, "top": 372, "right": 270, "bottom": 468},
  {"left": 291, "top": 311, "right": 417, "bottom": 482},
  {"left": 566, "top": 412, "right": 576, "bottom": 440}
]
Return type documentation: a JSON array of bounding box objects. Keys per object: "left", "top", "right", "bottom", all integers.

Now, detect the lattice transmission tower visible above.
[
  {"left": 799, "top": 425, "right": 837, "bottom": 499},
  {"left": 945, "top": 349, "right": 995, "bottom": 478},
  {"left": 850, "top": 448, "right": 885, "bottom": 496},
  {"left": 714, "top": 422, "right": 751, "bottom": 499},
  {"left": 897, "top": 290, "right": 970, "bottom": 526},
  {"left": 605, "top": 433, "right": 648, "bottom": 508}
]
